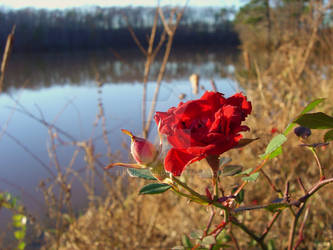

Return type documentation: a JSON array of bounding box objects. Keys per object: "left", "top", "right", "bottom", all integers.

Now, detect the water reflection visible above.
[
  {"left": 0, "top": 48, "right": 240, "bottom": 231},
  {"left": 3, "top": 47, "right": 238, "bottom": 93}
]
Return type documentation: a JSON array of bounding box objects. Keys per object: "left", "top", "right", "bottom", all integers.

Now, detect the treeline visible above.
[
  {"left": 234, "top": 0, "right": 333, "bottom": 52},
  {"left": 0, "top": 6, "right": 239, "bottom": 52}
]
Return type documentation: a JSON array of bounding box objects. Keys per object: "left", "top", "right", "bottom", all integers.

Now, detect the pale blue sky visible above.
[{"left": 0, "top": 0, "right": 242, "bottom": 9}]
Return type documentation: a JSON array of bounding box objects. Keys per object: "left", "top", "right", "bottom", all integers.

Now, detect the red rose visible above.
[{"left": 154, "top": 91, "right": 251, "bottom": 176}]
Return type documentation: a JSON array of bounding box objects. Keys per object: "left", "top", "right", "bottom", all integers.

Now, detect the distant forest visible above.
[{"left": 0, "top": 6, "right": 239, "bottom": 52}]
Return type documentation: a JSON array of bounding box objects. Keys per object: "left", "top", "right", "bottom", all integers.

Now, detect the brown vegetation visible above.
[{"left": 1, "top": 1, "right": 333, "bottom": 249}]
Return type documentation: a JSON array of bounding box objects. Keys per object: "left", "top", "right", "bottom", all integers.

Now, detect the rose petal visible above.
[
  {"left": 225, "top": 93, "right": 252, "bottom": 116},
  {"left": 164, "top": 148, "right": 202, "bottom": 176}
]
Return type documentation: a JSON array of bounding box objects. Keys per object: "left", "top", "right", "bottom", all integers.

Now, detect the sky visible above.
[{"left": 0, "top": 0, "right": 242, "bottom": 9}]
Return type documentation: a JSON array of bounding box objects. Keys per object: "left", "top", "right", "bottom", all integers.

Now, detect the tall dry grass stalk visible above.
[{"left": 0, "top": 25, "right": 15, "bottom": 93}]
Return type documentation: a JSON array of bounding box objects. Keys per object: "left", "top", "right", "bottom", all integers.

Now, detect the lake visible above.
[{"left": 0, "top": 47, "right": 241, "bottom": 225}]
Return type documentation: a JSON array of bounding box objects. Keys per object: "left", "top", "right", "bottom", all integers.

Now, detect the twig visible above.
[
  {"left": 289, "top": 177, "right": 333, "bottom": 207},
  {"left": 191, "top": 220, "right": 228, "bottom": 250},
  {"left": 1, "top": 127, "right": 55, "bottom": 177},
  {"left": 284, "top": 181, "right": 290, "bottom": 202},
  {"left": 228, "top": 227, "right": 240, "bottom": 250},
  {"left": 143, "top": 5, "right": 187, "bottom": 137},
  {"left": 287, "top": 202, "right": 306, "bottom": 250},
  {"left": 260, "top": 169, "right": 282, "bottom": 194},
  {"left": 260, "top": 211, "right": 281, "bottom": 241},
  {"left": 202, "top": 207, "right": 215, "bottom": 238},
  {"left": 210, "top": 79, "right": 217, "bottom": 92},
  {"left": 231, "top": 217, "right": 267, "bottom": 250},
  {"left": 121, "top": 13, "right": 147, "bottom": 56},
  {"left": 232, "top": 158, "right": 269, "bottom": 201},
  {"left": 297, "top": 177, "right": 307, "bottom": 194},
  {"left": 0, "top": 25, "right": 15, "bottom": 93},
  {"left": 234, "top": 177, "right": 333, "bottom": 213},
  {"left": 142, "top": 8, "right": 164, "bottom": 138},
  {"left": 293, "top": 206, "right": 310, "bottom": 250},
  {"left": 7, "top": 98, "right": 77, "bottom": 142}
]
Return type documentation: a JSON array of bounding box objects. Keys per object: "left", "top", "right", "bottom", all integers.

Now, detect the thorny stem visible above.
[
  {"left": 260, "top": 211, "right": 281, "bottom": 241},
  {"left": 201, "top": 207, "right": 215, "bottom": 239},
  {"left": 232, "top": 158, "right": 269, "bottom": 202},
  {"left": 294, "top": 206, "right": 310, "bottom": 250},
  {"left": 230, "top": 217, "right": 267, "bottom": 250},
  {"left": 228, "top": 226, "right": 240, "bottom": 250},
  {"left": 260, "top": 169, "right": 282, "bottom": 194},
  {"left": 288, "top": 202, "right": 306, "bottom": 250},
  {"left": 297, "top": 177, "right": 307, "bottom": 194},
  {"left": 234, "top": 177, "right": 333, "bottom": 213},
  {"left": 208, "top": 220, "right": 228, "bottom": 236}
]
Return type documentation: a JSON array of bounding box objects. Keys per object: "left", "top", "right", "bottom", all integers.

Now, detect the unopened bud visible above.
[{"left": 122, "top": 129, "right": 157, "bottom": 166}]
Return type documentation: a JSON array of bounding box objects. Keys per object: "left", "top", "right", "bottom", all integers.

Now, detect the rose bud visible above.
[
  {"left": 121, "top": 129, "right": 157, "bottom": 166},
  {"left": 294, "top": 126, "right": 311, "bottom": 139}
]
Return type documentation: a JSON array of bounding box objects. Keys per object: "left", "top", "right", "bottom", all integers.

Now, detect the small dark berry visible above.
[{"left": 294, "top": 126, "right": 311, "bottom": 139}]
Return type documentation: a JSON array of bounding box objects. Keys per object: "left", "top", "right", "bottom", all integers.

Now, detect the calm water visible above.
[{"left": 0, "top": 48, "right": 241, "bottom": 223}]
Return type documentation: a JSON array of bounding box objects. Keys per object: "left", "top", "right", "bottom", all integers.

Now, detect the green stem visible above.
[
  {"left": 172, "top": 176, "right": 208, "bottom": 202},
  {"left": 214, "top": 175, "right": 219, "bottom": 198},
  {"left": 309, "top": 147, "right": 324, "bottom": 179},
  {"left": 171, "top": 187, "right": 207, "bottom": 204}
]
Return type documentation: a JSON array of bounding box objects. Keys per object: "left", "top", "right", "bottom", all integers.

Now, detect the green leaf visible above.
[
  {"left": 182, "top": 234, "right": 193, "bottom": 248},
  {"left": 202, "top": 235, "right": 216, "bottom": 245},
  {"left": 222, "top": 165, "right": 243, "bottom": 177},
  {"left": 242, "top": 172, "right": 259, "bottom": 182},
  {"left": 212, "top": 244, "right": 232, "bottom": 249},
  {"left": 238, "top": 168, "right": 253, "bottom": 176},
  {"left": 295, "top": 112, "right": 333, "bottom": 129},
  {"left": 265, "top": 202, "right": 289, "bottom": 212},
  {"left": 18, "top": 242, "right": 26, "bottom": 250},
  {"left": 14, "top": 230, "right": 25, "bottom": 240},
  {"left": 300, "top": 98, "right": 325, "bottom": 115},
  {"left": 171, "top": 247, "right": 184, "bottom": 250},
  {"left": 233, "top": 138, "right": 259, "bottom": 148},
  {"left": 139, "top": 183, "right": 171, "bottom": 195},
  {"left": 13, "top": 214, "right": 25, "bottom": 223},
  {"left": 260, "top": 134, "right": 287, "bottom": 159},
  {"left": 216, "top": 230, "right": 231, "bottom": 243},
  {"left": 283, "top": 123, "right": 296, "bottom": 136},
  {"left": 268, "top": 239, "right": 276, "bottom": 250},
  {"left": 268, "top": 146, "right": 283, "bottom": 160},
  {"left": 10, "top": 197, "right": 18, "bottom": 208},
  {"left": 235, "top": 189, "right": 245, "bottom": 204},
  {"left": 13, "top": 214, "right": 27, "bottom": 227},
  {"left": 219, "top": 157, "right": 232, "bottom": 167},
  {"left": 284, "top": 98, "right": 325, "bottom": 135},
  {"left": 324, "top": 129, "right": 333, "bottom": 142},
  {"left": 127, "top": 168, "right": 156, "bottom": 180},
  {"left": 190, "top": 230, "right": 204, "bottom": 239}
]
